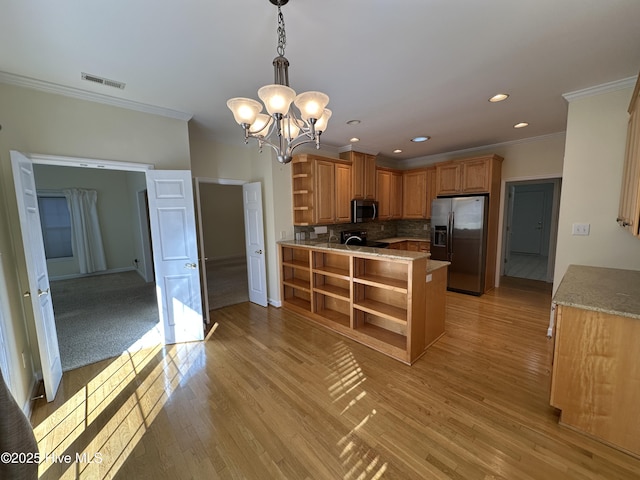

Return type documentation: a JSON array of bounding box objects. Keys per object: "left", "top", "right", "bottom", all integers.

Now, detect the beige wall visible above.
[
  {"left": 33, "top": 164, "right": 145, "bottom": 278},
  {"left": 554, "top": 86, "right": 640, "bottom": 292},
  {"left": 200, "top": 183, "right": 246, "bottom": 260},
  {"left": 190, "top": 129, "right": 294, "bottom": 305},
  {"left": 0, "top": 83, "right": 190, "bottom": 409}
]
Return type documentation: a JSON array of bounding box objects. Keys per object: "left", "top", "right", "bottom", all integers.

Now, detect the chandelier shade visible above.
[
  {"left": 257, "top": 84, "right": 297, "bottom": 116},
  {"left": 226, "top": 98, "right": 262, "bottom": 126},
  {"left": 226, "top": 0, "right": 330, "bottom": 164}
]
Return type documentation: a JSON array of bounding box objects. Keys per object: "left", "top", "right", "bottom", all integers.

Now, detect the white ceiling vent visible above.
[{"left": 81, "top": 72, "right": 125, "bottom": 90}]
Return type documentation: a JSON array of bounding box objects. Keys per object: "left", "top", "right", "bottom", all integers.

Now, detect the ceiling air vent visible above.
[{"left": 81, "top": 72, "right": 125, "bottom": 90}]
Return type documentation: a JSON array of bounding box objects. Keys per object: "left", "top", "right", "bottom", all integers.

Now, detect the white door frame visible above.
[
  {"left": 498, "top": 175, "right": 562, "bottom": 285},
  {"left": 194, "top": 177, "right": 268, "bottom": 307}
]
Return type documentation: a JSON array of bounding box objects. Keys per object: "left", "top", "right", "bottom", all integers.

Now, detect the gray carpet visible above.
[
  {"left": 51, "top": 271, "right": 161, "bottom": 372},
  {"left": 207, "top": 257, "right": 249, "bottom": 310}
]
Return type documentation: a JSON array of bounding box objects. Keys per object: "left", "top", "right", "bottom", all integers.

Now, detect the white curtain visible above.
[{"left": 63, "top": 189, "right": 107, "bottom": 274}]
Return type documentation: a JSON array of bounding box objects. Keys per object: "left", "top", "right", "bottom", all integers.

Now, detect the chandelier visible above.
[{"left": 226, "top": 0, "right": 331, "bottom": 164}]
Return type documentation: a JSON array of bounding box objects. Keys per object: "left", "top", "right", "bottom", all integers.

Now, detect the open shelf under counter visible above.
[{"left": 278, "top": 241, "right": 446, "bottom": 365}]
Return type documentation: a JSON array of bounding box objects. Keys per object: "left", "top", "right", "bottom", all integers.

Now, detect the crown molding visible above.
[
  {"left": 0, "top": 71, "right": 193, "bottom": 121},
  {"left": 336, "top": 144, "right": 379, "bottom": 156},
  {"left": 562, "top": 76, "right": 637, "bottom": 102},
  {"left": 399, "top": 132, "right": 566, "bottom": 170}
]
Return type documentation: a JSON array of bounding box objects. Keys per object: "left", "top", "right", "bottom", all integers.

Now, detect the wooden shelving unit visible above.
[{"left": 279, "top": 243, "right": 446, "bottom": 364}]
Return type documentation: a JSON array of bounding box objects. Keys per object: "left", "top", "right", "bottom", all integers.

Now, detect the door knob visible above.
[
  {"left": 185, "top": 262, "right": 197, "bottom": 269},
  {"left": 255, "top": 249, "right": 263, "bottom": 254},
  {"left": 23, "top": 291, "right": 31, "bottom": 298},
  {"left": 38, "top": 288, "right": 50, "bottom": 297}
]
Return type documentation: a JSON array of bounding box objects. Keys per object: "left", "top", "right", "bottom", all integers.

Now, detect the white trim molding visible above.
[
  {"left": 563, "top": 76, "right": 637, "bottom": 102},
  {"left": 30, "top": 153, "right": 154, "bottom": 172},
  {"left": 0, "top": 70, "right": 193, "bottom": 121}
]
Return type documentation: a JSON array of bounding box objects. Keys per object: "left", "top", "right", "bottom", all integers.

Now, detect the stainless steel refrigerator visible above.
[{"left": 430, "top": 196, "right": 488, "bottom": 295}]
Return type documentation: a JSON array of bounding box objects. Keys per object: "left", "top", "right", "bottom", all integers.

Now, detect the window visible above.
[{"left": 37, "top": 196, "right": 73, "bottom": 259}]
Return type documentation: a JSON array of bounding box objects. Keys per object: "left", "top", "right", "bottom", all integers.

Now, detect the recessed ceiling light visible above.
[
  {"left": 393, "top": 149, "right": 402, "bottom": 154},
  {"left": 411, "top": 136, "right": 430, "bottom": 142},
  {"left": 350, "top": 137, "right": 360, "bottom": 142},
  {"left": 514, "top": 122, "right": 529, "bottom": 128},
  {"left": 346, "top": 120, "right": 361, "bottom": 125},
  {"left": 489, "top": 93, "right": 509, "bottom": 103}
]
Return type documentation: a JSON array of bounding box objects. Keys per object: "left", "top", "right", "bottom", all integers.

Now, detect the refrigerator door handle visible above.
[{"left": 448, "top": 211, "right": 454, "bottom": 260}]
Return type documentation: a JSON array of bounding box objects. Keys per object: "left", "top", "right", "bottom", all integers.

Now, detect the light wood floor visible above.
[{"left": 30, "top": 280, "right": 640, "bottom": 479}]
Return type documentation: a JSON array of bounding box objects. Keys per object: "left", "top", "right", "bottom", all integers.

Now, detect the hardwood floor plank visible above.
[{"left": 30, "top": 285, "right": 640, "bottom": 479}]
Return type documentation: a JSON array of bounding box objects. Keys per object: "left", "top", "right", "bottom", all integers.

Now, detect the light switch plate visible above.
[{"left": 572, "top": 223, "right": 590, "bottom": 236}]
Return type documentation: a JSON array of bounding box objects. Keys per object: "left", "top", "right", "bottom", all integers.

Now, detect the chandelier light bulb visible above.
[
  {"left": 227, "top": 98, "right": 262, "bottom": 126},
  {"left": 294, "top": 91, "right": 330, "bottom": 122},
  {"left": 249, "top": 113, "right": 272, "bottom": 134},
  {"left": 258, "top": 84, "right": 296, "bottom": 116},
  {"left": 314, "top": 108, "right": 332, "bottom": 133}
]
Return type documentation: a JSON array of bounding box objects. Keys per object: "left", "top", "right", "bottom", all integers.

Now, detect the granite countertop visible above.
[
  {"left": 379, "top": 237, "right": 430, "bottom": 243},
  {"left": 553, "top": 265, "right": 640, "bottom": 319},
  {"left": 427, "top": 260, "right": 450, "bottom": 273},
  {"left": 278, "top": 239, "right": 430, "bottom": 261}
]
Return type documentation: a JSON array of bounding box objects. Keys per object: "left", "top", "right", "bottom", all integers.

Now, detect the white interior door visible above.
[
  {"left": 193, "top": 179, "right": 211, "bottom": 324},
  {"left": 10, "top": 151, "right": 62, "bottom": 402},
  {"left": 243, "top": 182, "right": 268, "bottom": 307},
  {"left": 146, "top": 170, "right": 204, "bottom": 343}
]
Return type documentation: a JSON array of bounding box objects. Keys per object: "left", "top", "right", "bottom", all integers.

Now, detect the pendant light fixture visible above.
[{"left": 226, "top": 0, "right": 331, "bottom": 164}]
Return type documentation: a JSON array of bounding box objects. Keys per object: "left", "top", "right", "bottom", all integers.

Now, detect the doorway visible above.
[
  {"left": 502, "top": 179, "right": 561, "bottom": 283},
  {"left": 32, "top": 163, "right": 161, "bottom": 371},
  {"left": 198, "top": 181, "right": 249, "bottom": 310}
]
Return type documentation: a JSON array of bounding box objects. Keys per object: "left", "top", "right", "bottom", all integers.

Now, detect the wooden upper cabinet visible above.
[
  {"left": 435, "top": 163, "right": 461, "bottom": 195},
  {"left": 340, "top": 151, "right": 376, "bottom": 200},
  {"left": 435, "top": 155, "right": 502, "bottom": 196},
  {"left": 617, "top": 73, "right": 640, "bottom": 236},
  {"left": 335, "top": 162, "right": 352, "bottom": 223},
  {"left": 314, "top": 160, "right": 335, "bottom": 225},
  {"left": 292, "top": 154, "right": 351, "bottom": 225},
  {"left": 376, "top": 169, "right": 392, "bottom": 220},
  {"left": 390, "top": 170, "right": 403, "bottom": 219},
  {"left": 376, "top": 168, "right": 403, "bottom": 221},
  {"left": 402, "top": 169, "right": 428, "bottom": 219},
  {"left": 461, "top": 158, "right": 491, "bottom": 192}
]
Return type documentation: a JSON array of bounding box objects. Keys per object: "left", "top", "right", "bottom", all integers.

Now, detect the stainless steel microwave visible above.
[{"left": 351, "top": 199, "right": 378, "bottom": 223}]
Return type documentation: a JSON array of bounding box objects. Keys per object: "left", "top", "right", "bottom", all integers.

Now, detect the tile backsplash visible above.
[{"left": 294, "top": 219, "right": 430, "bottom": 242}]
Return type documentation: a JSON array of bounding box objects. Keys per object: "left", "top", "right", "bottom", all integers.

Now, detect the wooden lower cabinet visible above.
[
  {"left": 550, "top": 304, "right": 640, "bottom": 457},
  {"left": 279, "top": 243, "right": 447, "bottom": 364}
]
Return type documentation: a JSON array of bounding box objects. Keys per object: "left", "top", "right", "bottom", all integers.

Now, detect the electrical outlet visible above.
[
  {"left": 381, "top": 225, "right": 384, "bottom": 231},
  {"left": 280, "top": 230, "right": 287, "bottom": 239},
  {"left": 423, "top": 224, "right": 429, "bottom": 230},
  {"left": 572, "top": 223, "right": 590, "bottom": 236}
]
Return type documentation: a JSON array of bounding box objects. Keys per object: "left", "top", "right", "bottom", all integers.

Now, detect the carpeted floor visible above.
[
  {"left": 207, "top": 257, "right": 249, "bottom": 310},
  {"left": 50, "top": 271, "right": 161, "bottom": 372}
]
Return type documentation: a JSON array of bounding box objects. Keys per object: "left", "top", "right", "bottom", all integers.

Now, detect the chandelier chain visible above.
[{"left": 277, "top": 5, "right": 286, "bottom": 57}]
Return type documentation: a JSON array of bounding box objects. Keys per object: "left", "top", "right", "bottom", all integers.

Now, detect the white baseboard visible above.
[
  {"left": 268, "top": 298, "right": 282, "bottom": 308},
  {"left": 23, "top": 377, "right": 40, "bottom": 418},
  {"left": 49, "top": 266, "right": 136, "bottom": 282}
]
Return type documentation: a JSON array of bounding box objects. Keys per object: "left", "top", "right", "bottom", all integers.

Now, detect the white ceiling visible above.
[{"left": 1, "top": 0, "right": 639, "bottom": 163}]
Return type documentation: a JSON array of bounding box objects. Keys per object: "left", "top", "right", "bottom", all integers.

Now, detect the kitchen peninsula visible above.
[
  {"left": 550, "top": 265, "right": 640, "bottom": 457},
  {"left": 278, "top": 240, "right": 449, "bottom": 364}
]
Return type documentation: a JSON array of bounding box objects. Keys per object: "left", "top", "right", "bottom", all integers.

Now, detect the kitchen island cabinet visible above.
[
  {"left": 551, "top": 265, "right": 640, "bottom": 458},
  {"left": 278, "top": 241, "right": 448, "bottom": 364}
]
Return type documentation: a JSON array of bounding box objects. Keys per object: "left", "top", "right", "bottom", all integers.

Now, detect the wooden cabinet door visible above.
[
  {"left": 436, "top": 163, "right": 461, "bottom": 195},
  {"left": 314, "top": 160, "right": 335, "bottom": 224},
  {"left": 390, "top": 171, "right": 403, "bottom": 219},
  {"left": 402, "top": 169, "right": 427, "bottom": 219},
  {"left": 461, "top": 158, "right": 491, "bottom": 193},
  {"left": 364, "top": 154, "right": 377, "bottom": 200},
  {"left": 618, "top": 86, "right": 640, "bottom": 236},
  {"left": 335, "top": 163, "right": 352, "bottom": 223},
  {"left": 425, "top": 167, "right": 436, "bottom": 219},
  {"left": 376, "top": 169, "right": 391, "bottom": 220},
  {"left": 389, "top": 241, "right": 407, "bottom": 250},
  {"left": 351, "top": 152, "right": 365, "bottom": 199}
]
